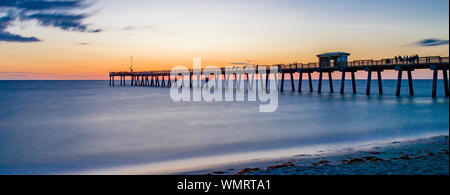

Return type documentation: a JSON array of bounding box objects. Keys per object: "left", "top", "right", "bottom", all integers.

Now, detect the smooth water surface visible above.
[{"left": 0, "top": 80, "right": 448, "bottom": 174}]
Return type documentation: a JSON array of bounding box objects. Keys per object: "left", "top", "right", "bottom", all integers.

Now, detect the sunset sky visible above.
[{"left": 0, "top": 0, "right": 449, "bottom": 80}]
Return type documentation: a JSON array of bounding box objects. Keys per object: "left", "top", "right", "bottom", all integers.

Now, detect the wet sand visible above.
[{"left": 188, "top": 135, "right": 449, "bottom": 175}]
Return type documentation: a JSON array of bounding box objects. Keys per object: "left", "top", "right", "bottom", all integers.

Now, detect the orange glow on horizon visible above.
[{"left": 1, "top": 1, "right": 448, "bottom": 80}]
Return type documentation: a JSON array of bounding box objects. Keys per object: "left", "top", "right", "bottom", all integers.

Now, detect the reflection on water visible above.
[{"left": 0, "top": 80, "right": 448, "bottom": 174}]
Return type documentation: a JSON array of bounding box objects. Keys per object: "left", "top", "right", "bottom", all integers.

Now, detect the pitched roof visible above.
[{"left": 317, "top": 52, "right": 351, "bottom": 57}]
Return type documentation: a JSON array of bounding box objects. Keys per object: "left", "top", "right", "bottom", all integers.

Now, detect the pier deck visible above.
[{"left": 109, "top": 56, "right": 449, "bottom": 97}]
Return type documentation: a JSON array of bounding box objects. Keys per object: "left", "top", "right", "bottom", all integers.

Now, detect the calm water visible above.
[{"left": 0, "top": 80, "right": 448, "bottom": 174}]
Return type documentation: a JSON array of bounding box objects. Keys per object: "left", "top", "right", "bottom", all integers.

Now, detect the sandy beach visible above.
[{"left": 187, "top": 135, "right": 449, "bottom": 175}]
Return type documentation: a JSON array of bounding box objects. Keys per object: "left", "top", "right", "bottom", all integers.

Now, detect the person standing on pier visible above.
[{"left": 399, "top": 56, "right": 404, "bottom": 64}]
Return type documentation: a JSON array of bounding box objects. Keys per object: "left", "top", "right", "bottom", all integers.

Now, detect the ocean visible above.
[{"left": 0, "top": 79, "right": 448, "bottom": 174}]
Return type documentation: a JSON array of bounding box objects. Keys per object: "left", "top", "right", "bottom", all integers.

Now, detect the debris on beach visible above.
[
  {"left": 235, "top": 168, "right": 261, "bottom": 175},
  {"left": 341, "top": 158, "right": 365, "bottom": 164},
  {"left": 212, "top": 171, "right": 226, "bottom": 174},
  {"left": 208, "top": 135, "right": 449, "bottom": 175},
  {"left": 312, "top": 160, "right": 330, "bottom": 166},
  {"left": 399, "top": 155, "right": 411, "bottom": 160},
  {"left": 362, "top": 156, "right": 385, "bottom": 163},
  {"left": 267, "top": 161, "right": 295, "bottom": 170}
]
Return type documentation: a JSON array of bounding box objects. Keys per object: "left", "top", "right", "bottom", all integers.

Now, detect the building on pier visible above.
[{"left": 317, "top": 52, "right": 350, "bottom": 68}]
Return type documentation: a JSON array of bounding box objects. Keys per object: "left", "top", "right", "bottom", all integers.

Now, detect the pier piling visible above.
[
  {"left": 407, "top": 70, "right": 414, "bottom": 96},
  {"left": 298, "top": 71, "right": 303, "bottom": 93},
  {"left": 432, "top": 69, "right": 438, "bottom": 98},
  {"left": 161, "top": 75, "right": 165, "bottom": 87},
  {"left": 108, "top": 56, "right": 448, "bottom": 97},
  {"left": 366, "top": 70, "right": 372, "bottom": 95},
  {"left": 156, "top": 75, "right": 160, "bottom": 87},
  {"left": 190, "top": 73, "right": 193, "bottom": 88},
  {"left": 377, "top": 71, "right": 383, "bottom": 95},
  {"left": 290, "top": 72, "right": 295, "bottom": 91},
  {"left": 328, "top": 72, "right": 333, "bottom": 93},
  {"left": 442, "top": 69, "right": 449, "bottom": 97},
  {"left": 396, "top": 70, "right": 402, "bottom": 97},
  {"left": 318, "top": 72, "right": 323, "bottom": 93},
  {"left": 308, "top": 72, "right": 313, "bottom": 92},
  {"left": 340, "top": 71, "right": 346, "bottom": 94},
  {"left": 351, "top": 71, "right": 356, "bottom": 94}
]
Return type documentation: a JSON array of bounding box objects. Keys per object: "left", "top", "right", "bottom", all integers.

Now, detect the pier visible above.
[{"left": 109, "top": 55, "right": 449, "bottom": 97}]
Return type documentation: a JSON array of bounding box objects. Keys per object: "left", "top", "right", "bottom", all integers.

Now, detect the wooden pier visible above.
[{"left": 109, "top": 56, "right": 449, "bottom": 97}]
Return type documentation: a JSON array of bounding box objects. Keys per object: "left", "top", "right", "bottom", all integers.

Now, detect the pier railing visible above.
[
  {"left": 279, "top": 56, "right": 449, "bottom": 70},
  {"left": 109, "top": 55, "right": 449, "bottom": 97},
  {"left": 110, "top": 56, "right": 448, "bottom": 74}
]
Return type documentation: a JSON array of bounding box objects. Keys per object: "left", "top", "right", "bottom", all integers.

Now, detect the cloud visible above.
[
  {"left": 0, "top": 30, "right": 40, "bottom": 42},
  {"left": 3, "top": 74, "right": 27, "bottom": 77},
  {"left": 230, "top": 60, "right": 255, "bottom": 66},
  {"left": 77, "top": 42, "right": 89, "bottom": 45},
  {"left": 0, "top": 1, "right": 18, "bottom": 7},
  {"left": 121, "top": 25, "right": 139, "bottom": 31},
  {"left": 230, "top": 62, "right": 254, "bottom": 66},
  {"left": 0, "top": 71, "right": 54, "bottom": 78},
  {"left": 0, "top": 0, "right": 85, "bottom": 10},
  {"left": 415, "top": 38, "right": 449, "bottom": 47},
  {"left": 0, "top": 0, "right": 99, "bottom": 43},
  {"left": 0, "top": 14, "right": 40, "bottom": 42},
  {"left": 15, "top": 0, "right": 84, "bottom": 11},
  {"left": 0, "top": 71, "right": 35, "bottom": 77},
  {"left": 0, "top": 72, "right": 35, "bottom": 74},
  {"left": 24, "top": 13, "right": 91, "bottom": 31},
  {"left": 90, "top": 28, "right": 101, "bottom": 33},
  {"left": 121, "top": 25, "right": 155, "bottom": 31}
]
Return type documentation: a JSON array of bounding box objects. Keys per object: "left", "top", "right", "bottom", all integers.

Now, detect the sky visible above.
[{"left": 0, "top": 0, "right": 449, "bottom": 80}]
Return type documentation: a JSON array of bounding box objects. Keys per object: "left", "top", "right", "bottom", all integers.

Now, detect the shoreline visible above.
[
  {"left": 66, "top": 133, "right": 449, "bottom": 175},
  {"left": 182, "top": 135, "right": 449, "bottom": 175}
]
